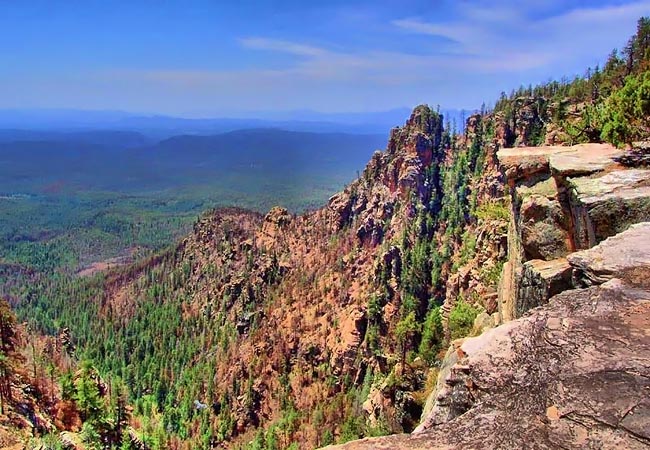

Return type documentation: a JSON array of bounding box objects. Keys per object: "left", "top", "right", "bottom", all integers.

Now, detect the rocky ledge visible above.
[
  {"left": 498, "top": 143, "right": 650, "bottom": 320},
  {"left": 326, "top": 223, "right": 650, "bottom": 449}
]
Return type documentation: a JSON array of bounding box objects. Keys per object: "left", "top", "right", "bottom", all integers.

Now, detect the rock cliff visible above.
[
  {"left": 55, "top": 106, "right": 457, "bottom": 448},
  {"left": 498, "top": 142, "right": 650, "bottom": 320},
  {"left": 26, "top": 107, "right": 650, "bottom": 449},
  {"left": 329, "top": 196, "right": 650, "bottom": 450},
  {"left": 328, "top": 137, "right": 650, "bottom": 449}
]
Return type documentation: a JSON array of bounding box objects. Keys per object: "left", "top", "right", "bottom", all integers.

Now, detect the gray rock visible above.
[
  {"left": 568, "top": 222, "right": 650, "bottom": 288},
  {"left": 515, "top": 258, "right": 572, "bottom": 315},
  {"left": 569, "top": 170, "right": 650, "bottom": 249}
]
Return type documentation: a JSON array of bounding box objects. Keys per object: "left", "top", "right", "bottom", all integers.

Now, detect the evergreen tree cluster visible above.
[{"left": 493, "top": 17, "right": 650, "bottom": 147}]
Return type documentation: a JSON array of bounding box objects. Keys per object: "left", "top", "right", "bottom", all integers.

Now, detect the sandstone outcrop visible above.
[
  {"left": 568, "top": 222, "right": 650, "bottom": 287},
  {"left": 326, "top": 105, "right": 444, "bottom": 245},
  {"left": 328, "top": 223, "right": 650, "bottom": 450},
  {"left": 332, "top": 137, "right": 650, "bottom": 449},
  {"left": 568, "top": 169, "right": 650, "bottom": 248},
  {"left": 490, "top": 97, "right": 548, "bottom": 148},
  {"left": 548, "top": 143, "right": 623, "bottom": 176},
  {"left": 497, "top": 142, "right": 650, "bottom": 320}
]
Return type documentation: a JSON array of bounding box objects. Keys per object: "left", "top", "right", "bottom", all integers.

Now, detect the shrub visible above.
[
  {"left": 601, "top": 71, "right": 650, "bottom": 146},
  {"left": 474, "top": 200, "right": 510, "bottom": 222},
  {"left": 418, "top": 306, "right": 444, "bottom": 365},
  {"left": 478, "top": 261, "right": 504, "bottom": 288},
  {"left": 452, "top": 230, "right": 477, "bottom": 272},
  {"left": 448, "top": 299, "right": 480, "bottom": 340}
]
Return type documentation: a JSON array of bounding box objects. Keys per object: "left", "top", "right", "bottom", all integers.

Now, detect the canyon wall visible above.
[{"left": 328, "top": 141, "right": 650, "bottom": 449}]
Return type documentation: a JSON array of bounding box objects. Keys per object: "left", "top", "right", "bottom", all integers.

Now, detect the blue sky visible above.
[{"left": 0, "top": 0, "right": 648, "bottom": 116}]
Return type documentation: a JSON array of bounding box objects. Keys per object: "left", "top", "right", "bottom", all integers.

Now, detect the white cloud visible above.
[
  {"left": 393, "top": 0, "right": 650, "bottom": 71},
  {"left": 10, "top": 1, "right": 647, "bottom": 114},
  {"left": 543, "top": 1, "right": 650, "bottom": 25},
  {"left": 239, "top": 38, "right": 328, "bottom": 57}
]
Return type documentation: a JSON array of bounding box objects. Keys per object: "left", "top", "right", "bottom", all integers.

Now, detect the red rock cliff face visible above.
[
  {"left": 95, "top": 106, "right": 451, "bottom": 448},
  {"left": 385, "top": 105, "right": 443, "bottom": 193},
  {"left": 327, "top": 105, "right": 444, "bottom": 248},
  {"left": 326, "top": 116, "right": 650, "bottom": 450}
]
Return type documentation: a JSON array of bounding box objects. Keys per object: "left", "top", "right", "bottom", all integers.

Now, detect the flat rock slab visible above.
[
  {"left": 498, "top": 146, "right": 571, "bottom": 182},
  {"left": 569, "top": 171, "right": 650, "bottom": 248},
  {"left": 328, "top": 279, "right": 650, "bottom": 449},
  {"left": 498, "top": 143, "right": 621, "bottom": 182},
  {"left": 568, "top": 222, "right": 650, "bottom": 287},
  {"left": 570, "top": 169, "right": 650, "bottom": 204},
  {"left": 549, "top": 143, "right": 623, "bottom": 177}
]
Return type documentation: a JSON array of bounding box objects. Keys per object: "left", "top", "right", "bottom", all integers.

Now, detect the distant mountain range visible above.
[
  {"left": 0, "top": 107, "right": 469, "bottom": 137},
  {"left": 0, "top": 128, "right": 387, "bottom": 195}
]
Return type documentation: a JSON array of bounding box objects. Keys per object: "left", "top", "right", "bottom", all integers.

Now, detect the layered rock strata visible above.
[{"left": 498, "top": 143, "right": 650, "bottom": 319}]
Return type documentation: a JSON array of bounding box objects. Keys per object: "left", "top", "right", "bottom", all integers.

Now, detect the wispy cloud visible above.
[
  {"left": 239, "top": 38, "right": 328, "bottom": 57},
  {"left": 393, "top": 0, "right": 650, "bottom": 71},
  {"left": 11, "top": 0, "right": 647, "bottom": 114}
]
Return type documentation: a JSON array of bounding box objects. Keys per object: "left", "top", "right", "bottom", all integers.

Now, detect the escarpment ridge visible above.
[
  {"left": 12, "top": 18, "right": 650, "bottom": 449},
  {"left": 18, "top": 104, "right": 650, "bottom": 449},
  {"left": 327, "top": 155, "right": 650, "bottom": 449}
]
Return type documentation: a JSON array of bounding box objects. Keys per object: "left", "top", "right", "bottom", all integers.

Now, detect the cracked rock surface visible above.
[{"left": 327, "top": 279, "right": 650, "bottom": 450}]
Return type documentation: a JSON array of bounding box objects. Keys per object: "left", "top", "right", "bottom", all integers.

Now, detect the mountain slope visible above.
[
  {"left": 18, "top": 106, "right": 470, "bottom": 449},
  {"left": 12, "top": 16, "right": 650, "bottom": 450}
]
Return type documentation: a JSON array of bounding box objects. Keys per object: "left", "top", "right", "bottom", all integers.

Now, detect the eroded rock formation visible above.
[
  {"left": 328, "top": 223, "right": 650, "bottom": 450},
  {"left": 329, "top": 137, "right": 650, "bottom": 450},
  {"left": 498, "top": 143, "right": 650, "bottom": 319}
]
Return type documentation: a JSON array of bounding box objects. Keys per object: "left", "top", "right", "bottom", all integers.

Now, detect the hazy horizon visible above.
[{"left": 2, "top": 1, "right": 647, "bottom": 116}]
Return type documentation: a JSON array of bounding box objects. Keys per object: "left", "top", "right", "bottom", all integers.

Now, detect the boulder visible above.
[
  {"left": 515, "top": 258, "right": 572, "bottom": 315},
  {"left": 568, "top": 222, "right": 650, "bottom": 288},
  {"left": 569, "top": 169, "right": 650, "bottom": 248}
]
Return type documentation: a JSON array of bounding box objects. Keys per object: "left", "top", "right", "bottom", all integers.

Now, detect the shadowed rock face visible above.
[
  {"left": 497, "top": 143, "right": 650, "bottom": 320},
  {"left": 569, "top": 170, "right": 650, "bottom": 248},
  {"left": 515, "top": 258, "right": 572, "bottom": 314},
  {"left": 327, "top": 224, "right": 650, "bottom": 450}
]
